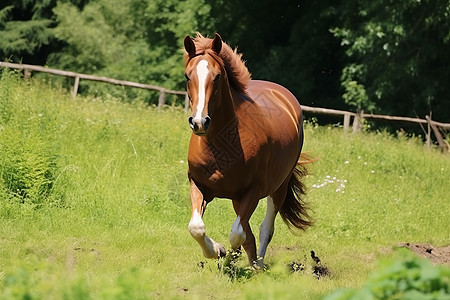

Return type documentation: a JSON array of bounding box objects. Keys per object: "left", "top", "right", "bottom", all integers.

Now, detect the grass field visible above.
[{"left": 0, "top": 70, "right": 449, "bottom": 299}]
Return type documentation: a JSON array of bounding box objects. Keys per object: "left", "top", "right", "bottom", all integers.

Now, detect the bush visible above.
[
  {"left": 0, "top": 69, "right": 59, "bottom": 206},
  {"left": 0, "top": 127, "right": 58, "bottom": 204},
  {"left": 324, "top": 249, "right": 450, "bottom": 300}
]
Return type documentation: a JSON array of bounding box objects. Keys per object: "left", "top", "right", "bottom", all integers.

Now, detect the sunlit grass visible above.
[{"left": 0, "top": 72, "right": 449, "bottom": 299}]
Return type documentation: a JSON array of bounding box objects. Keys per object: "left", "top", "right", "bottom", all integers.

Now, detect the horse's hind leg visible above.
[
  {"left": 257, "top": 181, "right": 289, "bottom": 267},
  {"left": 256, "top": 196, "right": 277, "bottom": 267},
  {"left": 188, "top": 179, "right": 226, "bottom": 259}
]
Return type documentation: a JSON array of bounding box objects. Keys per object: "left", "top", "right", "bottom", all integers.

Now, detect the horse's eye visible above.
[
  {"left": 214, "top": 74, "right": 221, "bottom": 82},
  {"left": 184, "top": 73, "right": 190, "bottom": 81}
]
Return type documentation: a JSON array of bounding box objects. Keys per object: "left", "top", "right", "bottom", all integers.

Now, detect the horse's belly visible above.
[
  {"left": 188, "top": 157, "right": 256, "bottom": 199},
  {"left": 189, "top": 142, "right": 296, "bottom": 200}
]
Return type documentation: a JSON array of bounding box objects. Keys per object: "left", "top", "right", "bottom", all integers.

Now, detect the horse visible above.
[{"left": 184, "top": 33, "right": 312, "bottom": 268}]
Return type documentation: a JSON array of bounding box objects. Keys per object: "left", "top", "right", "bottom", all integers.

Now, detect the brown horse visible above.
[{"left": 184, "top": 33, "right": 312, "bottom": 267}]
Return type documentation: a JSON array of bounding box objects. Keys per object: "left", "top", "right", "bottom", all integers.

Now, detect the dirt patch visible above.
[
  {"left": 287, "top": 261, "right": 305, "bottom": 273},
  {"left": 310, "top": 250, "right": 330, "bottom": 279},
  {"left": 313, "top": 265, "right": 330, "bottom": 279},
  {"left": 397, "top": 243, "right": 450, "bottom": 265},
  {"left": 288, "top": 250, "right": 330, "bottom": 279}
]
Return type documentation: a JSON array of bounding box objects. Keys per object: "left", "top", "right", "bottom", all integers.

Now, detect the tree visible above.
[
  {"left": 0, "top": 0, "right": 91, "bottom": 65},
  {"left": 331, "top": 0, "right": 450, "bottom": 121},
  {"left": 208, "top": 0, "right": 347, "bottom": 110},
  {"left": 48, "top": 0, "right": 214, "bottom": 100},
  {"left": 0, "top": 0, "right": 56, "bottom": 64},
  {"left": 1, "top": 0, "right": 449, "bottom": 122}
]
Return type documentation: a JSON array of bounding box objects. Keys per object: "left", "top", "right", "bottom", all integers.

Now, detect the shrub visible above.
[
  {"left": 0, "top": 69, "right": 59, "bottom": 206},
  {"left": 324, "top": 249, "right": 450, "bottom": 300},
  {"left": 0, "top": 127, "right": 58, "bottom": 205}
]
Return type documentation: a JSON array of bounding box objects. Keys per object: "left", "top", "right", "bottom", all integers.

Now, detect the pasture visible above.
[{"left": 0, "top": 71, "right": 449, "bottom": 299}]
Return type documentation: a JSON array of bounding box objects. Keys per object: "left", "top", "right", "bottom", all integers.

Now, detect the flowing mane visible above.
[{"left": 184, "top": 33, "right": 251, "bottom": 94}]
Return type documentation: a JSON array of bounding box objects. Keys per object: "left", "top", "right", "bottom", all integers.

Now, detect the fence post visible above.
[
  {"left": 24, "top": 68, "right": 31, "bottom": 80},
  {"left": 352, "top": 110, "right": 364, "bottom": 133},
  {"left": 343, "top": 114, "right": 351, "bottom": 131},
  {"left": 426, "top": 115, "right": 431, "bottom": 149},
  {"left": 426, "top": 115, "right": 449, "bottom": 152},
  {"left": 158, "top": 89, "right": 166, "bottom": 109},
  {"left": 73, "top": 76, "right": 80, "bottom": 99}
]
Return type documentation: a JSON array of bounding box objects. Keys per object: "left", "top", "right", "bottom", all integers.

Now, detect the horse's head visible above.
[{"left": 184, "top": 33, "right": 223, "bottom": 136}]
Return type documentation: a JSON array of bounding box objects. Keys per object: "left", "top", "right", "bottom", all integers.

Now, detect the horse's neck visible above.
[{"left": 203, "top": 90, "right": 236, "bottom": 141}]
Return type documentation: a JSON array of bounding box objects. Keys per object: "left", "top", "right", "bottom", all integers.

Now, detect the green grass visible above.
[{"left": 0, "top": 70, "right": 449, "bottom": 299}]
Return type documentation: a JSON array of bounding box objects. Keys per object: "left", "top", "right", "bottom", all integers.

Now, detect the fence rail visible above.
[
  {"left": 302, "top": 105, "right": 450, "bottom": 128},
  {"left": 1, "top": 61, "right": 448, "bottom": 151},
  {"left": 301, "top": 105, "right": 449, "bottom": 151},
  {"left": 0, "top": 61, "right": 189, "bottom": 109}
]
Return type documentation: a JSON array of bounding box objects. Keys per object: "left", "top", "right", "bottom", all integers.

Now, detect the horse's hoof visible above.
[
  {"left": 217, "top": 243, "right": 226, "bottom": 258},
  {"left": 253, "top": 257, "right": 266, "bottom": 271}
]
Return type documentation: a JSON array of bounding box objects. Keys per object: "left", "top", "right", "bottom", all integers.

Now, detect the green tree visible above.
[
  {"left": 0, "top": 0, "right": 90, "bottom": 64},
  {"left": 331, "top": 0, "right": 450, "bottom": 121},
  {"left": 208, "top": 0, "right": 347, "bottom": 110},
  {"left": 48, "top": 0, "right": 214, "bottom": 101},
  {"left": 2, "top": 0, "right": 449, "bottom": 122},
  {"left": 0, "top": 0, "right": 56, "bottom": 64}
]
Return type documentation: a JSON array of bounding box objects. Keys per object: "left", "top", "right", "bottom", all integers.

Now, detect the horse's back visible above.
[
  {"left": 246, "top": 80, "right": 303, "bottom": 141},
  {"left": 247, "top": 80, "right": 302, "bottom": 127}
]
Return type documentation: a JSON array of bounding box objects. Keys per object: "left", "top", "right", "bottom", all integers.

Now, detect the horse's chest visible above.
[
  {"left": 188, "top": 139, "right": 261, "bottom": 195},
  {"left": 189, "top": 146, "right": 248, "bottom": 179}
]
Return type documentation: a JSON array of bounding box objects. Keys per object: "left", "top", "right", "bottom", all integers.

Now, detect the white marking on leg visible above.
[
  {"left": 194, "top": 60, "right": 209, "bottom": 122},
  {"left": 188, "top": 209, "right": 205, "bottom": 239},
  {"left": 258, "top": 196, "right": 277, "bottom": 265},
  {"left": 229, "top": 216, "right": 246, "bottom": 250},
  {"left": 203, "top": 236, "right": 224, "bottom": 259},
  {"left": 189, "top": 209, "right": 222, "bottom": 258}
]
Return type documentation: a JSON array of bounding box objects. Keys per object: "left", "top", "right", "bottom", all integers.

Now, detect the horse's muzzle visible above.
[{"left": 188, "top": 116, "right": 211, "bottom": 135}]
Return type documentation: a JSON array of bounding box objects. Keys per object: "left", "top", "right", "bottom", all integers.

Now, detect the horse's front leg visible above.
[
  {"left": 188, "top": 179, "right": 226, "bottom": 259},
  {"left": 230, "top": 198, "right": 259, "bottom": 266}
]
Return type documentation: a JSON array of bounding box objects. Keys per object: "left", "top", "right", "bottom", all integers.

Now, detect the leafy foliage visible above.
[
  {"left": 0, "top": 70, "right": 59, "bottom": 206},
  {"left": 217, "top": 249, "right": 255, "bottom": 281},
  {"left": 210, "top": 1, "right": 346, "bottom": 109},
  {"left": 1, "top": 0, "right": 449, "bottom": 120},
  {"left": 331, "top": 0, "right": 450, "bottom": 120},
  {"left": 324, "top": 249, "right": 450, "bottom": 300},
  {"left": 47, "top": 0, "right": 213, "bottom": 102},
  {"left": 0, "top": 0, "right": 57, "bottom": 64}
]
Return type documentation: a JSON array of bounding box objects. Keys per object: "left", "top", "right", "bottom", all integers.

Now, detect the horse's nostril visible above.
[
  {"left": 188, "top": 116, "right": 195, "bottom": 130},
  {"left": 204, "top": 116, "right": 211, "bottom": 130}
]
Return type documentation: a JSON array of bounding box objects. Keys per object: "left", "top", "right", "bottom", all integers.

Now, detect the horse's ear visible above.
[
  {"left": 184, "top": 35, "right": 196, "bottom": 57},
  {"left": 212, "top": 33, "right": 222, "bottom": 54}
]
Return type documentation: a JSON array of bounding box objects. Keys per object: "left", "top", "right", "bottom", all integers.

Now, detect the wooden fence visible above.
[
  {"left": 1, "top": 61, "right": 449, "bottom": 151},
  {"left": 301, "top": 106, "right": 449, "bottom": 151},
  {"left": 0, "top": 61, "right": 189, "bottom": 110}
]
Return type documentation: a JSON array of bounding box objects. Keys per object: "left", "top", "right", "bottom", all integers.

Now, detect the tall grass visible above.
[
  {"left": 0, "top": 70, "right": 449, "bottom": 299},
  {"left": 0, "top": 71, "right": 59, "bottom": 207}
]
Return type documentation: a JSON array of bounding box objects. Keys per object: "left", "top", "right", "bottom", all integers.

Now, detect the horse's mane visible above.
[{"left": 184, "top": 33, "right": 252, "bottom": 94}]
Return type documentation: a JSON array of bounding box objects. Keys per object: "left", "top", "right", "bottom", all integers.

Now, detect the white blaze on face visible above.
[{"left": 194, "top": 59, "right": 209, "bottom": 122}]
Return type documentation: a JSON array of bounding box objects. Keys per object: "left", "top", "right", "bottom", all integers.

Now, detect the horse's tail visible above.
[{"left": 279, "top": 154, "right": 315, "bottom": 231}]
